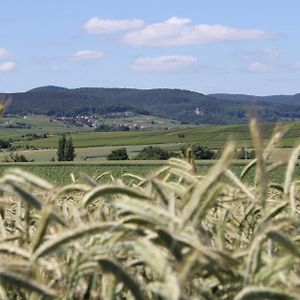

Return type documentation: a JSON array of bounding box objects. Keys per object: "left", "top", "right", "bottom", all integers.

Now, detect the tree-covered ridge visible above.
[
  {"left": 209, "top": 93, "right": 300, "bottom": 104},
  {"left": 2, "top": 86, "right": 300, "bottom": 124}
]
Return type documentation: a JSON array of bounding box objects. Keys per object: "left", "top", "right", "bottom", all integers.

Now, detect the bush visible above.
[
  {"left": 107, "top": 148, "right": 128, "bottom": 160},
  {"left": 4, "top": 152, "right": 30, "bottom": 162},
  {"left": 236, "top": 147, "right": 255, "bottom": 159},
  {"left": 0, "top": 139, "right": 11, "bottom": 149},
  {"left": 182, "top": 144, "right": 215, "bottom": 159},
  {"left": 134, "top": 146, "right": 176, "bottom": 160}
]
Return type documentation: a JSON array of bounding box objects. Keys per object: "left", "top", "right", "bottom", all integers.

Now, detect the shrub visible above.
[
  {"left": 0, "top": 139, "right": 11, "bottom": 149},
  {"left": 134, "top": 146, "right": 176, "bottom": 160},
  {"left": 236, "top": 147, "right": 255, "bottom": 159},
  {"left": 182, "top": 144, "right": 215, "bottom": 159},
  {"left": 4, "top": 152, "right": 30, "bottom": 162},
  {"left": 107, "top": 147, "right": 128, "bottom": 160}
]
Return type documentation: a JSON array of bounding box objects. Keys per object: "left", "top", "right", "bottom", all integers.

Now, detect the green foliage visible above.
[
  {"left": 57, "top": 134, "right": 76, "bottom": 161},
  {"left": 107, "top": 148, "right": 129, "bottom": 160},
  {"left": 95, "top": 123, "right": 130, "bottom": 132},
  {"left": 0, "top": 139, "right": 11, "bottom": 149},
  {"left": 134, "top": 146, "right": 176, "bottom": 160},
  {"left": 192, "top": 144, "right": 215, "bottom": 159},
  {"left": 4, "top": 152, "right": 29, "bottom": 162},
  {"left": 236, "top": 147, "right": 255, "bottom": 159},
  {"left": 65, "top": 137, "right": 76, "bottom": 161},
  {"left": 182, "top": 144, "right": 215, "bottom": 159},
  {"left": 57, "top": 134, "right": 66, "bottom": 161}
]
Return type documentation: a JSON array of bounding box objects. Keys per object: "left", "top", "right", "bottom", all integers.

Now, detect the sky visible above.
[{"left": 0, "top": 0, "right": 300, "bottom": 95}]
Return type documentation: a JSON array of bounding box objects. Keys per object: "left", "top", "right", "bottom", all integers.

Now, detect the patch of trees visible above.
[
  {"left": 21, "top": 133, "right": 47, "bottom": 141},
  {"left": 236, "top": 147, "right": 255, "bottom": 159},
  {"left": 3, "top": 152, "right": 31, "bottom": 162},
  {"left": 2, "top": 122, "right": 31, "bottom": 129},
  {"left": 0, "top": 139, "right": 11, "bottom": 149},
  {"left": 134, "top": 146, "right": 177, "bottom": 160},
  {"left": 107, "top": 148, "right": 128, "bottom": 160},
  {"left": 182, "top": 144, "right": 215, "bottom": 160},
  {"left": 57, "top": 134, "right": 76, "bottom": 161},
  {"left": 95, "top": 124, "right": 130, "bottom": 132}
]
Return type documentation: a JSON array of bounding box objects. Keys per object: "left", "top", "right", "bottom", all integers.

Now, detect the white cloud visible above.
[
  {"left": 264, "top": 48, "right": 281, "bottom": 61},
  {"left": 84, "top": 18, "right": 144, "bottom": 34},
  {"left": 241, "top": 48, "right": 281, "bottom": 62},
  {"left": 123, "top": 17, "right": 277, "bottom": 47},
  {"left": 130, "top": 55, "right": 197, "bottom": 71},
  {"left": 0, "top": 48, "right": 10, "bottom": 58},
  {"left": 72, "top": 50, "right": 106, "bottom": 60},
  {"left": 0, "top": 61, "right": 15, "bottom": 72},
  {"left": 246, "top": 62, "right": 273, "bottom": 73}
]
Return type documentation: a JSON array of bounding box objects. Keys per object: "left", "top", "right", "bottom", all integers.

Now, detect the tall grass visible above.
[{"left": 0, "top": 120, "right": 300, "bottom": 299}]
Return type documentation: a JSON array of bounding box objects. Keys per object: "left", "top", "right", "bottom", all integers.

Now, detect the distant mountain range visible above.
[{"left": 1, "top": 86, "right": 300, "bottom": 125}]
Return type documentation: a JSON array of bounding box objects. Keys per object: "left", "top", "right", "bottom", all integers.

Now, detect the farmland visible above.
[
  {"left": 0, "top": 160, "right": 296, "bottom": 185},
  {"left": 0, "top": 115, "right": 88, "bottom": 141},
  {"left": 2, "top": 126, "right": 300, "bottom": 298},
  {"left": 11, "top": 121, "right": 300, "bottom": 151}
]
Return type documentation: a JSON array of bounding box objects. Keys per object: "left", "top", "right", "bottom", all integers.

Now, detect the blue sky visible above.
[{"left": 0, "top": 0, "right": 300, "bottom": 94}]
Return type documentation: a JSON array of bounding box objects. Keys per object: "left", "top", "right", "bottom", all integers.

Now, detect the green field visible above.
[
  {"left": 1, "top": 115, "right": 300, "bottom": 164},
  {"left": 0, "top": 114, "right": 187, "bottom": 142},
  {"left": 12, "top": 121, "right": 300, "bottom": 150},
  {"left": 0, "top": 160, "right": 295, "bottom": 185},
  {"left": 0, "top": 115, "right": 88, "bottom": 141}
]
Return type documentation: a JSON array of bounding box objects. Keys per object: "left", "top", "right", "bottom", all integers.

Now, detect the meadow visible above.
[
  {"left": 0, "top": 117, "right": 296, "bottom": 163},
  {"left": 0, "top": 115, "right": 88, "bottom": 142},
  {"left": 0, "top": 160, "right": 295, "bottom": 186},
  {"left": 11, "top": 120, "right": 300, "bottom": 152}
]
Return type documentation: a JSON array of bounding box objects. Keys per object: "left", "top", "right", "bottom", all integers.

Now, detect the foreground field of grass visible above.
[{"left": 1, "top": 120, "right": 300, "bottom": 299}]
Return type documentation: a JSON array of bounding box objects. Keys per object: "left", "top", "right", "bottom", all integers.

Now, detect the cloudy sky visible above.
[{"left": 1, "top": 0, "right": 300, "bottom": 94}]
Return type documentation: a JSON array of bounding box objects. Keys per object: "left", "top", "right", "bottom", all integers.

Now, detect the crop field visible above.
[
  {"left": 99, "top": 114, "right": 186, "bottom": 129},
  {"left": 0, "top": 159, "right": 296, "bottom": 185},
  {"left": 0, "top": 143, "right": 183, "bottom": 162},
  {"left": 2, "top": 120, "right": 300, "bottom": 299},
  {"left": 0, "top": 114, "right": 187, "bottom": 143},
  {"left": 12, "top": 121, "right": 300, "bottom": 150},
  {"left": 0, "top": 115, "right": 88, "bottom": 141}
]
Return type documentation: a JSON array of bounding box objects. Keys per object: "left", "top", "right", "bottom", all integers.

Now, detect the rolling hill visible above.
[
  {"left": 2, "top": 86, "right": 300, "bottom": 124},
  {"left": 209, "top": 93, "right": 300, "bottom": 105}
]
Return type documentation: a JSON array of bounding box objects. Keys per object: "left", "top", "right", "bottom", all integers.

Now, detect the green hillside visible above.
[{"left": 2, "top": 86, "right": 300, "bottom": 124}]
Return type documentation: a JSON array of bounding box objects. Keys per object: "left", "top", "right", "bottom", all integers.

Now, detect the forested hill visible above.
[
  {"left": 2, "top": 86, "right": 300, "bottom": 124},
  {"left": 209, "top": 93, "right": 300, "bottom": 105}
]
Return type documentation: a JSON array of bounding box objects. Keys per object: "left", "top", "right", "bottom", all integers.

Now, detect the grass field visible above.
[
  {"left": 0, "top": 115, "right": 88, "bottom": 141},
  {"left": 0, "top": 143, "right": 186, "bottom": 162},
  {"left": 0, "top": 114, "right": 187, "bottom": 142},
  {"left": 12, "top": 121, "right": 300, "bottom": 150},
  {"left": 0, "top": 160, "right": 295, "bottom": 185}
]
